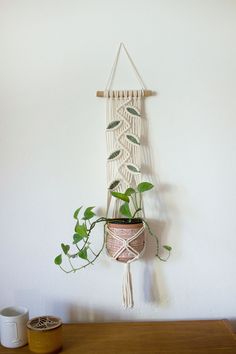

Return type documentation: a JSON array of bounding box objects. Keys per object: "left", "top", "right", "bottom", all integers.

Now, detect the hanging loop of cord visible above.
[{"left": 105, "top": 42, "right": 147, "bottom": 91}]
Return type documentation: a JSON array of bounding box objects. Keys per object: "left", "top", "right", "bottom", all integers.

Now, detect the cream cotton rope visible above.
[
  {"left": 104, "top": 43, "right": 147, "bottom": 308},
  {"left": 106, "top": 90, "right": 143, "bottom": 217}
]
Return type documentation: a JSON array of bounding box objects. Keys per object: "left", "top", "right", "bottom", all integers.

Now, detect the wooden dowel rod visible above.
[{"left": 96, "top": 90, "right": 153, "bottom": 97}]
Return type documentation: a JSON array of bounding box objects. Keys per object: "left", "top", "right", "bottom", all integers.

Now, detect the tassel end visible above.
[{"left": 122, "top": 263, "right": 134, "bottom": 308}]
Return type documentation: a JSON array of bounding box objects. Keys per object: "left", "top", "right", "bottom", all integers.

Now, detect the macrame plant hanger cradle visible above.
[{"left": 97, "top": 43, "right": 153, "bottom": 308}]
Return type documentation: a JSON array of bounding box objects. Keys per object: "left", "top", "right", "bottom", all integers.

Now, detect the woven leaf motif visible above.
[
  {"left": 126, "top": 134, "right": 140, "bottom": 145},
  {"left": 126, "top": 107, "right": 140, "bottom": 117},
  {"left": 109, "top": 180, "right": 120, "bottom": 190},
  {"left": 126, "top": 164, "right": 140, "bottom": 174},
  {"left": 108, "top": 150, "right": 121, "bottom": 160},
  {"left": 106, "top": 120, "right": 121, "bottom": 130}
]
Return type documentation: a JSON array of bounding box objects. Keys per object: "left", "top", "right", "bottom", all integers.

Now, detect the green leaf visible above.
[
  {"left": 126, "top": 107, "right": 140, "bottom": 116},
  {"left": 73, "top": 233, "right": 84, "bottom": 244},
  {"left": 120, "top": 203, "right": 132, "bottom": 218},
  {"left": 75, "top": 223, "right": 88, "bottom": 237},
  {"left": 108, "top": 150, "right": 121, "bottom": 160},
  {"left": 125, "top": 187, "right": 135, "bottom": 196},
  {"left": 106, "top": 120, "right": 121, "bottom": 130},
  {"left": 137, "top": 182, "right": 154, "bottom": 193},
  {"left": 126, "top": 164, "right": 140, "bottom": 174},
  {"left": 83, "top": 207, "right": 95, "bottom": 220},
  {"left": 78, "top": 248, "right": 88, "bottom": 260},
  {"left": 108, "top": 180, "right": 120, "bottom": 190},
  {"left": 73, "top": 206, "right": 83, "bottom": 220},
  {"left": 54, "top": 254, "right": 62, "bottom": 265},
  {"left": 163, "top": 245, "right": 172, "bottom": 252},
  {"left": 111, "top": 191, "right": 129, "bottom": 202},
  {"left": 61, "top": 243, "right": 70, "bottom": 255},
  {"left": 126, "top": 134, "right": 140, "bottom": 145}
]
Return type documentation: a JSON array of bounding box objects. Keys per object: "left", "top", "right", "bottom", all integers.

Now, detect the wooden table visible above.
[{"left": 0, "top": 320, "right": 235, "bottom": 354}]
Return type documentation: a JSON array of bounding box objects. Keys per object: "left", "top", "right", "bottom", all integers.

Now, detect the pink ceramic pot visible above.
[{"left": 106, "top": 219, "right": 145, "bottom": 263}]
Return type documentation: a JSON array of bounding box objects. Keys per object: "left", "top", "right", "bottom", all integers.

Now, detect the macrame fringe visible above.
[
  {"left": 122, "top": 263, "right": 133, "bottom": 308},
  {"left": 104, "top": 90, "right": 144, "bottom": 99}
]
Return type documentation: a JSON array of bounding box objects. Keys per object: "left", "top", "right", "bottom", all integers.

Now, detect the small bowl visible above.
[{"left": 27, "top": 316, "right": 62, "bottom": 354}]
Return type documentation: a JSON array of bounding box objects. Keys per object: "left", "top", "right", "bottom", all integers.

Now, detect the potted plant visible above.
[{"left": 54, "top": 181, "right": 171, "bottom": 273}]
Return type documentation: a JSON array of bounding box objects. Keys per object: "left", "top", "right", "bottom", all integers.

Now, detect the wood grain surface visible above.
[{"left": 0, "top": 320, "right": 235, "bottom": 354}]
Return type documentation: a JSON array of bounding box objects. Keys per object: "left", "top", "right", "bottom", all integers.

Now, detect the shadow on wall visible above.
[
  {"left": 44, "top": 299, "right": 140, "bottom": 323},
  {"left": 141, "top": 217, "right": 171, "bottom": 307},
  {"left": 140, "top": 100, "right": 181, "bottom": 308}
]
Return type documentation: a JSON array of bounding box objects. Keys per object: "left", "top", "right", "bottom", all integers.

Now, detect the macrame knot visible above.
[{"left": 123, "top": 239, "right": 130, "bottom": 249}]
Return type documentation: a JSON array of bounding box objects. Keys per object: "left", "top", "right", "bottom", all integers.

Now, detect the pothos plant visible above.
[{"left": 54, "top": 182, "right": 172, "bottom": 273}]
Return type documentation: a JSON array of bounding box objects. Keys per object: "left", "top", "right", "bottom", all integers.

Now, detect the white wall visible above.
[{"left": 0, "top": 0, "right": 236, "bottom": 324}]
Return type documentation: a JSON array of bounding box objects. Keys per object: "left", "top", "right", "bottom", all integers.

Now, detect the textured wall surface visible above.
[{"left": 0, "top": 0, "right": 236, "bottom": 323}]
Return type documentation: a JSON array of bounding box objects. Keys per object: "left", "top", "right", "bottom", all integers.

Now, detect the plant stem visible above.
[
  {"left": 68, "top": 255, "right": 76, "bottom": 272},
  {"left": 131, "top": 193, "right": 138, "bottom": 213},
  {"left": 142, "top": 219, "right": 171, "bottom": 262},
  {"left": 88, "top": 246, "right": 97, "bottom": 257},
  {"left": 75, "top": 244, "right": 81, "bottom": 251},
  {"left": 60, "top": 232, "right": 106, "bottom": 274},
  {"left": 142, "top": 218, "right": 160, "bottom": 255},
  {"left": 157, "top": 251, "right": 171, "bottom": 262},
  {"left": 132, "top": 208, "right": 142, "bottom": 219},
  {"left": 69, "top": 217, "right": 107, "bottom": 259}
]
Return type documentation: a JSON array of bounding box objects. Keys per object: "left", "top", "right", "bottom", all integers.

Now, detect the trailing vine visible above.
[{"left": 54, "top": 182, "right": 172, "bottom": 273}]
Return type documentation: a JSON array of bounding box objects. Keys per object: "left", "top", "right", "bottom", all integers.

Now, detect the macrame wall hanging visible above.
[
  {"left": 55, "top": 43, "right": 171, "bottom": 308},
  {"left": 97, "top": 43, "right": 153, "bottom": 308}
]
